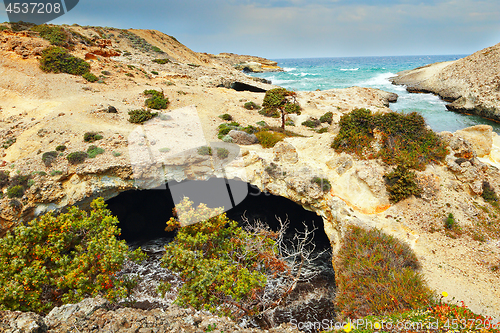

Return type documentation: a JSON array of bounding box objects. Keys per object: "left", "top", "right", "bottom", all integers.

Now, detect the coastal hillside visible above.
[
  {"left": 0, "top": 23, "right": 500, "bottom": 329},
  {"left": 390, "top": 42, "right": 500, "bottom": 120}
]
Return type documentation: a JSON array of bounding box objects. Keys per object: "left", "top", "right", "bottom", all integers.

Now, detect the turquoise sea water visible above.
[{"left": 249, "top": 55, "right": 500, "bottom": 133}]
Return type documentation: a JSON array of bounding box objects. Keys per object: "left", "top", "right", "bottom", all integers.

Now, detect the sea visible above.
[{"left": 249, "top": 55, "right": 500, "bottom": 134}]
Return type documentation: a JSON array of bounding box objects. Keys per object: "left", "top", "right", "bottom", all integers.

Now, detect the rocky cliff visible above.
[{"left": 390, "top": 42, "right": 500, "bottom": 120}]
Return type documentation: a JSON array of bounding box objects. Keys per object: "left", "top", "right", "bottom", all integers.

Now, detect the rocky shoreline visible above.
[{"left": 390, "top": 42, "right": 500, "bottom": 121}]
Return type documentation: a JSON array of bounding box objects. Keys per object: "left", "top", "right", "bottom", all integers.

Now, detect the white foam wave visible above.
[
  {"left": 283, "top": 67, "right": 296, "bottom": 72},
  {"left": 340, "top": 68, "right": 359, "bottom": 71},
  {"left": 361, "top": 72, "right": 395, "bottom": 87}
]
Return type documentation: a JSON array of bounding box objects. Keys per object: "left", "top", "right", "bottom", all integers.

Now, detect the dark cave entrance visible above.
[
  {"left": 106, "top": 178, "right": 336, "bottom": 330},
  {"left": 106, "top": 178, "right": 331, "bottom": 251}
]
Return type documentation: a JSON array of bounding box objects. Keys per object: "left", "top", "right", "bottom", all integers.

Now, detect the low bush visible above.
[
  {"left": 319, "top": 111, "right": 333, "bottom": 124},
  {"left": 0, "top": 198, "right": 146, "bottom": 313},
  {"left": 67, "top": 151, "right": 88, "bottom": 164},
  {"left": 2, "top": 137, "right": 16, "bottom": 149},
  {"left": 244, "top": 101, "right": 260, "bottom": 110},
  {"left": 334, "top": 225, "right": 433, "bottom": 319},
  {"left": 301, "top": 118, "right": 320, "bottom": 128},
  {"left": 255, "top": 131, "right": 286, "bottom": 148},
  {"left": 0, "top": 171, "right": 9, "bottom": 188},
  {"left": 83, "top": 72, "right": 98, "bottom": 82},
  {"left": 128, "top": 109, "right": 158, "bottom": 124},
  {"left": 219, "top": 113, "right": 233, "bottom": 121},
  {"left": 482, "top": 181, "right": 499, "bottom": 205},
  {"left": 151, "top": 70, "right": 159, "bottom": 75},
  {"left": 332, "top": 109, "right": 447, "bottom": 170},
  {"left": 197, "top": 146, "right": 212, "bottom": 156},
  {"left": 242, "top": 125, "right": 258, "bottom": 134},
  {"left": 152, "top": 58, "right": 170, "bottom": 64},
  {"left": 143, "top": 89, "right": 169, "bottom": 110},
  {"left": 31, "top": 24, "right": 68, "bottom": 47},
  {"left": 384, "top": 165, "right": 421, "bottom": 203},
  {"left": 311, "top": 177, "right": 331, "bottom": 192},
  {"left": 39, "top": 47, "right": 90, "bottom": 75},
  {"left": 87, "top": 145, "right": 105, "bottom": 158},
  {"left": 50, "top": 170, "right": 63, "bottom": 176},
  {"left": 7, "top": 185, "right": 24, "bottom": 198},
  {"left": 55, "top": 145, "right": 66, "bottom": 152},
  {"left": 217, "top": 122, "right": 240, "bottom": 139},
  {"left": 42, "top": 151, "right": 58, "bottom": 167},
  {"left": 445, "top": 213, "right": 456, "bottom": 229},
  {"left": 83, "top": 132, "right": 103, "bottom": 143}
]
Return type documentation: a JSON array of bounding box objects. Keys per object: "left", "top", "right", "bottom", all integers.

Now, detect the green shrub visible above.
[
  {"left": 55, "top": 145, "right": 66, "bottom": 152},
  {"left": 198, "top": 146, "right": 212, "bottom": 156},
  {"left": 152, "top": 46, "right": 163, "bottom": 53},
  {"left": 319, "top": 111, "right": 333, "bottom": 124},
  {"left": 256, "top": 121, "right": 268, "bottom": 128},
  {"left": 317, "top": 127, "right": 328, "bottom": 134},
  {"left": 67, "top": 151, "right": 87, "bottom": 165},
  {"left": 152, "top": 58, "right": 170, "bottom": 64},
  {"left": 87, "top": 145, "right": 105, "bottom": 158},
  {"left": 0, "top": 198, "right": 146, "bottom": 313},
  {"left": 42, "top": 151, "right": 58, "bottom": 167},
  {"left": 311, "top": 177, "right": 331, "bottom": 192},
  {"left": 255, "top": 131, "right": 286, "bottom": 148},
  {"left": 331, "top": 108, "right": 374, "bottom": 156},
  {"left": 242, "top": 125, "right": 258, "bottom": 134},
  {"left": 161, "top": 198, "right": 289, "bottom": 320},
  {"left": 158, "top": 147, "right": 171, "bottom": 153},
  {"left": 262, "top": 88, "right": 301, "bottom": 130},
  {"left": 83, "top": 132, "right": 103, "bottom": 143},
  {"left": 217, "top": 123, "right": 240, "bottom": 139},
  {"left": 0, "top": 171, "right": 9, "bottom": 188},
  {"left": 482, "top": 181, "right": 498, "bottom": 205},
  {"left": 384, "top": 165, "right": 421, "bottom": 203},
  {"left": 112, "top": 151, "right": 122, "bottom": 157},
  {"left": 244, "top": 101, "right": 260, "bottom": 110},
  {"left": 50, "top": 170, "right": 63, "bottom": 176},
  {"left": 39, "top": 46, "right": 90, "bottom": 75},
  {"left": 301, "top": 118, "right": 320, "bottom": 128},
  {"left": 334, "top": 225, "right": 433, "bottom": 319},
  {"left": 218, "top": 113, "right": 233, "bottom": 121},
  {"left": 128, "top": 109, "right": 158, "bottom": 124},
  {"left": 83, "top": 72, "right": 98, "bottom": 82},
  {"left": 101, "top": 70, "right": 111, "bottom": 76},
  {"left": 9, "top": 174, "right": 31, "bottom": 188},
  {"left": 216, "top": 148, "right": 229, "bottom": 159},
  {"left": 445, "top": 213, "right": 456, "bottom": 229},
  {"left": 151, "top": 70, "right": 159, "bottom": 75},
  {"left": 143, "top": 90, "right": 169, "bottom": 110},
  {"left": 7, "top": 185, "right": 24, "bottom": 198},
  {"left": 31, "top": 24, "right": 68, "bottom": 47}
]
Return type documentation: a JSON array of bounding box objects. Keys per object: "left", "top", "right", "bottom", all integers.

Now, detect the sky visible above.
[{"left": 1, "top": 0, "right": 499, "bottom": 59}]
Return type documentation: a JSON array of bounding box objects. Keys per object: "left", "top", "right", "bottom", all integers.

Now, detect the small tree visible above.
[
  {"left": 262, "top": 88, "right": 301, "bottom": 131},
  {"left": 0, "top": 198, "right": 145, "bottom": 313}
]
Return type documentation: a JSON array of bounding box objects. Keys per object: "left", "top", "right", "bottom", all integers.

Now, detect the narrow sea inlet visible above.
[{"left": 250, "top": 55, "right": 500, "bottom": 133}]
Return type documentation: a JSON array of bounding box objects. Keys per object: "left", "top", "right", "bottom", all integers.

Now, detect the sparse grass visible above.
[
  {"left": 112, "top": 151, "right": 122, "bottom": 157},
  {"left": 2, "top": 137, "right": 16, "bottom": 149},
  {"left": 216, "top": 148, "right": 229, "bottom": 159},
  {"left": 50, "top": 170, "right": 63, "bottom": 176},
  {"left": 39, "top": 47, "right": 90, "bottom": 76},
  {"left": 255, "top": 131, "right": 286, "bottom": 148},
  {"left": 334, "top": 225, "right": 434, "bottom": 320}
]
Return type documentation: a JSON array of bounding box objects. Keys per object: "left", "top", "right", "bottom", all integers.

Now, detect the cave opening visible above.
[{"left": 105, "top": 178, "right": 335, "bottom": 330}]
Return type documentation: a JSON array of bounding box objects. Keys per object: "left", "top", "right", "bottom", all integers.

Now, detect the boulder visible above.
[
  {"left": 228, "top": 130, "right": 258, "bottom": 145},
  {"left": 455, "top": 125, "right": 493, "bottom": 157},
  {"left": 273, "top": 141, "right": 299, "bottom": 164}
]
